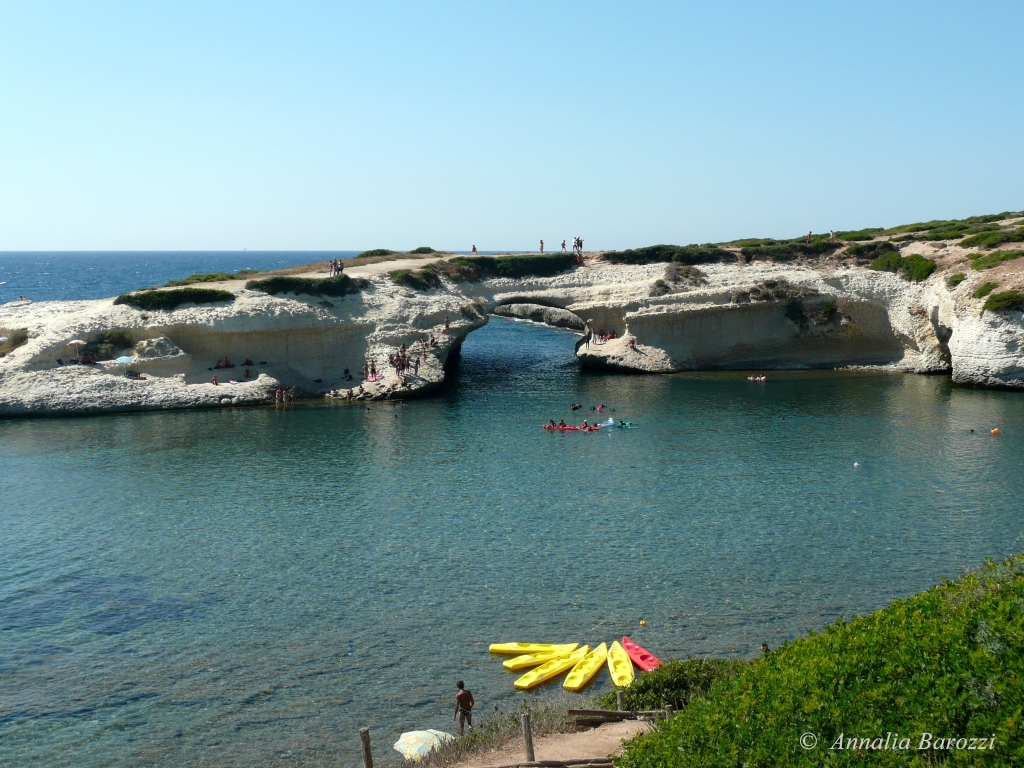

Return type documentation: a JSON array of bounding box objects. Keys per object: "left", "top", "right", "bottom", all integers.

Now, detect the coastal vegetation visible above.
[
  {"left": 0, "top": 328, "right": 29, "bottom": 357},
  {"left": 597, "top": 659, "right": 742, "bottom": 712},
  {"left": 960, "top": 228, "right": 1024, "bottom": 250},
  {"left": 867, "top": 251, "right": 936, "bottom": 282},
  {"left": 602, "top": 244, "right": 730, "bottom": 265},
  {"left": 165, "top": 271, "right": 256, "bottom": 287},
  {"left": 83, "top": 329, "right": 134, "bottom": 360},
  {"left": 947, "top": 273, "right": 967, "bottom": 288},
  {"left": 409, "top": 246, "right": 437, "bottom": 254},
  {"left": 883, "top": 211, "right": 1019, "bottom": 240},
  {"left": 740, "top": 238, "right": 841, "bottom": 262},
  {"left": 245, "top": 274, "right": 367, "bottom": 297},
  {"left": 616, "top": 555, "right": 1024, "bottom": 768},
  {"left": 114, "top": 288, "right": 236, "bottom": 311},
  {"left": 969, "top": 250, "right": 1024, "bottom": 271},
  {"left": 845, "top": 240, "right": 897, "bottom": 260},
  {"left": 389, "top": 254, "right": 578, "bottom": 288},
  {"left": 357, "top": 249, "right": 395, "bottom": 258},
  {"left": 983, "top": 290, "right": 1024, "bottom": 312},
  {"left": 973, "top": 282, "right": 999, "bottom": 299}
]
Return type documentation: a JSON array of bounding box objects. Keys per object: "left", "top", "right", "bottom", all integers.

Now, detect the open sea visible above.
[{"left": 2, "top": 252, "right": 1023, "bottom": 767}]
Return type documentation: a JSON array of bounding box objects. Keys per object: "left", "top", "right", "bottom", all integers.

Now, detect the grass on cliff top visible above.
[
  {"left": 408, "top": 693, "right": 585, "bottom": 768},
  {"left": 0, "top": 328, "right": 29, "bottom": 357},
  {"left": 616, "top": 554, "right": 1024, "bottom": 768},
  {"left": 389, "top": 254, "right": 578, "bottom": 288},
  {"left": 868, "top": 251, "right": 936, "bottom": 282},
  {"left": 114, "top": 287, "right": 236, "bottom": 311},
  {"left": 973, "top": 282, "right": 999, "bottom": 299},
  {"left": 983, "top": 290, "right": 1024, "bottom": 312},
  {"left": 245, "top": 274, "right": 368, "bottom": 297},
  {"left": 969, "top": 250, "right": 1024, "bottom": 271},
  {"left": 164, "top": 271, "right": 257, "bottom": 287},
  {"left": 947, "top": 273, "right": 967, "bottom": 288},
  {"left": 602, "top": 244, "right": 732, "bottom": 265},
  {"left": 960, "top": 228, "right": 1024, "bottom": 250}
]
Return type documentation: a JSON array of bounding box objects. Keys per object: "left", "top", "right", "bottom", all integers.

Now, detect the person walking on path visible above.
[
  {"left": 561, "top": 239, "right": 567, "bottom": 252},
  {"left": 807, "top": 231, "right": 813, "bottom": 244},
  {"left": 454, "top": 681, "right": 474, "bottom": 735}
]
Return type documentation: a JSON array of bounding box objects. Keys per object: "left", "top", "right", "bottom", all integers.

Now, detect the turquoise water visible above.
[{"left": 2, "top": 316, "right": 1023, "bottom": 768}]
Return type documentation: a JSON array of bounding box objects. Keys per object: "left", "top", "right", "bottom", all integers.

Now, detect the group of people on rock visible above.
[
  {"left": 329, "top": 259, "right": 345, "bottom": 277},
  {"left": 388, "top": 344, "right": 420, "bottom": 381}
]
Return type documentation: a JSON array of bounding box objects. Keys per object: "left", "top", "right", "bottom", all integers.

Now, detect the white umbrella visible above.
[
  {"left": 114, "top": 355, "right": 133, "bottom": 376},
  {"left": 393, "top": 730, "right": 455, "bottom": 761},
  {"left": 68, "top": 340, "right": 86, "bottom": 359}
]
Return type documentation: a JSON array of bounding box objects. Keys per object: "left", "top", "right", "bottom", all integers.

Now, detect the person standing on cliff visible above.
[
  {"left": 807, "top": 231, "right": 813, "bottom": 244},
  {"left": 539, "top": 239, "right": 544, "bottom": 253},
  {"left": 561, "top": 239, "right": 567, "bottom": 252},
  {"left": 454, "top": 681, "right": 474, "bottom": 735}
]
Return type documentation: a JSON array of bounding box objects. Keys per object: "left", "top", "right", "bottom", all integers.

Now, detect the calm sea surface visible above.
[{"left": 2, "top": 254, "right": 1023, "bottom": 767}]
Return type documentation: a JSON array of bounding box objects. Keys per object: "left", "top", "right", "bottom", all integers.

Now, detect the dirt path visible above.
[{"left": 457, "top": 721, "right": 650, "bottom": 768}]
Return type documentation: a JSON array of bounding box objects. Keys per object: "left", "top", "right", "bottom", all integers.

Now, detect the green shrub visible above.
[
  {"left": 165, "top": 272, "right": 236, "bottom": 287},
  {"left": 244, "top": 274, "right": 366, "bottom": 297},
  {"left": 960, "top": 229, "right": 1024, "bottom": 249},
  {"left": 0, "top": 328, "right": 29, "bottom": 357},
  {"left": 357, "top": 248, "right": 395, "bottom": 258},
  {"left": 596, "top": 659, "right": 744, "bottom": 712},
  {"left": 740, "top": 240, "right": 841, "bottom": 262},
  {"left": 618, "top": 554, "right": 1024, "bottom": 768},
  {"left": 868, "top": 252, "right": 936, "bottom": 281},
  {"left": 946, "top": 273, "right": 966, "bottom": 288},
  {"left": 846, "top": 241, "right": 897, "bottom": 260},
  {"left": 409, "top": 246, "right": 436, "bottom": 254},
  {"left": 969, "top": 250, "right": 1024, "bottom": 271},
  {"left": 114, "top": 288, "right": 236, "bottom": 311},
  {"left": 388, "top": 268, "right": 441, "bottom": 290},
  {"left": 983, "top": 290, "right": 1024, "bottom": 312},
  {"left": 602, "top": 244, "right": 731, "bottom": 265},
  {"left": 448, "top": 253, "right": 578, "bottom": 279},
  {"left": 81, "top": 328, "right": 134, "bottom": 361},
  {"left": 973, "top": 282, "right": 999, "bottom": 298},
  {"left": 835, "top": 228, "right": 883, "bottom": 241},
  {"left": 884, "top": 212, "right": 1016, "bottom": 235}
]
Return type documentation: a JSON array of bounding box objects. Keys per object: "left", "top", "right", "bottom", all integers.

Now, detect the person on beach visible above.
[
  {"left": 454, "top": 681, "right": 474, "bottom": 735},
  {"left": 211, "top": 376, "right": 219, "bottom": 386}
]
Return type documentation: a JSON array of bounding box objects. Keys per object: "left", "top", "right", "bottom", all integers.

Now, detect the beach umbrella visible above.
[
  {"left": 114, "top": 355, "right": 133, "bottom": 376},
  {"left": 393, "top": 730, "right": 454, "bottom": 761},
  {"left": 68, "top": 339, "right": 86, "bottom": 359}
]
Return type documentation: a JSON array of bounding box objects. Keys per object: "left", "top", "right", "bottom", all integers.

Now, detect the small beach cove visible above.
[{"left": 2, "top": 310, "right": 1024, "bottom": 767}]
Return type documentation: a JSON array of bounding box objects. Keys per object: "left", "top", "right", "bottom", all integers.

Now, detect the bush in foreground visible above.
[
  {"left": 165, "top": 272, "right": 242, "bottom": 286},
  {"left": 245, "top": 274, "right": 367, "bottom": 297},
  {"left": 617, "top": 555, "right": 1024, "bottom": 768},
  {"left": 983, "top": 290, "right": 1024, "bottom": 312},
  {"left": 597, "top": 659, "right": 744, "bottom": 712},
  {"left": 448, "top": 253, "right": 578, "bottom": 279},
  {"left": 114, "top": 288, "right": 236, "bottom": 311}
]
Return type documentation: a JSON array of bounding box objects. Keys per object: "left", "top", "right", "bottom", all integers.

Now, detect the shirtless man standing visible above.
[{"left": 454, "top": 681, "right": 474, "bottom": 734}]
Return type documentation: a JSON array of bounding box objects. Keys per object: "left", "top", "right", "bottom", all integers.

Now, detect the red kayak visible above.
[
  {"left": 543, "top": 425, "right": 601, "bottom": 431},
  {"left": 622, "top": 636, "right": 662, "bottom": 672}
]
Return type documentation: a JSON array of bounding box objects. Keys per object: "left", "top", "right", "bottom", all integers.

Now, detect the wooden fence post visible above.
[
  {"left": 360, "top": 727, "right": 373, "bottom": 768},
  {"left": 521, "top": 713, "right": 535, "bottom": 762},
  {"left": 664, "top": 704, "right": 674, "bottom": 720},
  {"left": 616, "top": 691, "right": 625, "bottom": 712}
]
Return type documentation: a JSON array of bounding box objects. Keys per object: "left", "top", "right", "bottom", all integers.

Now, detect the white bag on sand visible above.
[{"left": 393, "top": 729, "right": 455, "bottom": 761}]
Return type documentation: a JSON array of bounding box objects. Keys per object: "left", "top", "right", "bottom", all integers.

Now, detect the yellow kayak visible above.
[
  {"left": 563, "top": 642, "right": 608, "bottom": 692},
  {"left": 489, "top": 642, "right": 574, "bottom": 655},
  {"left": 607, "top": 640, "right": 635, "bottom": 688},
  {"left": 503, "top": 645, "right": 580, "bottom": 670},
  {"left": 514, "top": 646, "right": 590, "bottom": 690}
]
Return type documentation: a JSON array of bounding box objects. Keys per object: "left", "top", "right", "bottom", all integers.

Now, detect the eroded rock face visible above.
[{"left": 492, "top": 303, "right": 586, "bottom": 330}]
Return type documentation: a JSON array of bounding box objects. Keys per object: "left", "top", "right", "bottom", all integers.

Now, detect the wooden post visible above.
[
  {"left": 360, "top": 727, "right": 373, "bottom": 768},
  {"left": 521, "top": 713, "right": 535, "bottom": 762},
  {"left": 616, "top": 691, "right": 625, "bottom": 712},
  {"left": 665, "top": 704, "right": 674, "bottom": 720}
]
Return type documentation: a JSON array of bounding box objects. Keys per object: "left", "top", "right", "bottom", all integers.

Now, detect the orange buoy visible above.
[{"left": 991, "top": 428, "right": 1001, "bottom": 435}]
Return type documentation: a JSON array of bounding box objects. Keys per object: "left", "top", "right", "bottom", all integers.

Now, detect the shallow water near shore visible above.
[{"left": 2, "top": 315, "right": 1024, "bottom": 768}]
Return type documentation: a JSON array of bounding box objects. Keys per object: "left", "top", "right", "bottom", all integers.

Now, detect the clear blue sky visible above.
[{"left": 1, "top": 2, "right": 1021, "bottom": 251}]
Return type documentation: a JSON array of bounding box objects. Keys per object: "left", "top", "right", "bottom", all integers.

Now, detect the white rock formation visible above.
[{"left": 1, "top": 251, "right": 1022, "bottom": 417}]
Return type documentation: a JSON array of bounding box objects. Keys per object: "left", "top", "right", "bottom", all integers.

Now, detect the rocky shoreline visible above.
[{"left": 2, "top": 238, "right": 1023, "bottom": 416}]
